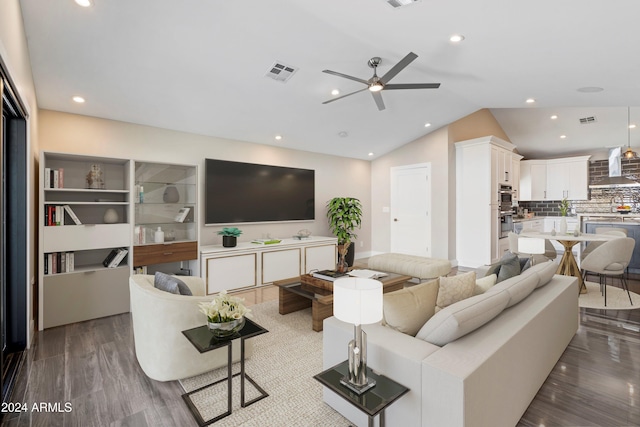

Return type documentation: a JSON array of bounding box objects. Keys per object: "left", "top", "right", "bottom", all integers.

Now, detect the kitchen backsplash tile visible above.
[{"left": 518, "top": 158, "right": 640, "bottom": 215}]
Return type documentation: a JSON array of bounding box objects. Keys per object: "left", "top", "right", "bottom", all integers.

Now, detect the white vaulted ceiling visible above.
[{"left": 18, "top": 0, "right": 640, "bottom": 159}]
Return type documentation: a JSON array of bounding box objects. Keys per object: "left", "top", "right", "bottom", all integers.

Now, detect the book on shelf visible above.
[
  {"left": 311, "top": 269, "right": 348, "bottom": 281},
  {"left": 174, "top": 207, "right": 190, "bottom": 223},
  {"left": 108, "top": 248, "right": 128, "bottom": 268},
  {"left": 44, "top": 168, "right": 65, "bottom": 189},
  {"left": 63, "top": 205, "right": 82, "bottom": 225},
  {"left": 102, "top": 249, "right": 120, "bottom": 267},
  {"left": 44, "top": 251, "right": 75, "bottom": 275}
]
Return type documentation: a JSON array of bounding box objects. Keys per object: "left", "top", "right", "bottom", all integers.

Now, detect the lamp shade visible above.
[
  {"left": 333, "top": 278, "right": 383, "bottom": 326},
  {"left": 518, "top": 237, "right": 545, "bottom": 255}
]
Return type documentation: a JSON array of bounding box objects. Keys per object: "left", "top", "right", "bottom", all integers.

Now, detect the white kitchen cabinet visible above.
[
  {"left": 200, "top": 237, "right": 337, "bottom": 293},
  {"left": 520, "top": 160, "right": 548, "bottom": 201},
  {"left": 520, "top": 156, "right": 590, "bottom": 201},
  {"left": 512, "top": 155, "right": 521, "bottom": 201},
  {"left": 455, "top": 136, "right": 519, "bottom": 268}
]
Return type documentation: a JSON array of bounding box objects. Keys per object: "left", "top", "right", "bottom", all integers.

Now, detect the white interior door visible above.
[{"left": 390, "top": 164, "right": 431, "bottom": 257}]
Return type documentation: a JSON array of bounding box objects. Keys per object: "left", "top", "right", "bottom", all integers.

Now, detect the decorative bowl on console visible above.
[{"left": 617, "top": 205, "right": 632, "bottom": 214}]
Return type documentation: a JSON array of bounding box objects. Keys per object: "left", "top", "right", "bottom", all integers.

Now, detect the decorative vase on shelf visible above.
[
  {"left": 222, "top": 236, "right": 237, "bottom": 247},
  {"left": 336, "top": 254, "right": 349, "bottom": 273},
  {"left": 207, "top": 317, "right": 245, "bottom": 338},
  {"left": 559, "top": 217, "right": 568, "bottom": 234},
  {"left": 163, "top": 185, "right": 179, "bottom": 203},
  {"left": 103, "top": 208, "right": 119, "bottom": 224}
]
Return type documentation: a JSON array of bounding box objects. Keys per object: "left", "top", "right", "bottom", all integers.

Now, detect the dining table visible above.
[{"left": 518, "top": 231, "right": 624, "bottom": 293}]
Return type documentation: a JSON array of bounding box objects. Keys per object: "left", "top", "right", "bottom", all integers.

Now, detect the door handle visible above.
[{"left": 393, "top": 218, "right": 398, "bottom": 222}]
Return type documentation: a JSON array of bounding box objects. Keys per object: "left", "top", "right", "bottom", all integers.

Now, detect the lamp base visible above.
[{"left": 340, "top": 376, "right": 376, "bottom": 395}]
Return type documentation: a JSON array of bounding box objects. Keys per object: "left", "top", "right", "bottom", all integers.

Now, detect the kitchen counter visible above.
[
  {"left": 513, "top": 216, "right": 578, "bottom": 223},
  {"left": 578, "top": 213, "right": 640, "bottom": 223}
]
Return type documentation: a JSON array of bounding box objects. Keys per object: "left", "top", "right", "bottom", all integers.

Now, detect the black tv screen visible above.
[{"left": 205, "top": 159, "right": 315, "bottom": 224}]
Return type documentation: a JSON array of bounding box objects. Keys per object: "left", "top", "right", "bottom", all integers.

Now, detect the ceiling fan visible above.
[{"left": 322, "top": 52, "right": 440, "bottom": 111}]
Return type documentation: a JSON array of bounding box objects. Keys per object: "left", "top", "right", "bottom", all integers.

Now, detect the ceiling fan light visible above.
[{"left": 369, "top": 83, "right": 383, "bottom": 92}]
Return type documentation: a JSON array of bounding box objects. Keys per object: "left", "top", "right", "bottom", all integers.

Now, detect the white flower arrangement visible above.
[{"left": 199, "top": 291, "right": 251, "bottom": 323}]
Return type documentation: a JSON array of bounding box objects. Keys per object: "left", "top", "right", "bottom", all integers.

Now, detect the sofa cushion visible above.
[
  {"left": 487, "top": 271, "right": 539, "bottom": 308},
  {"left": 416, "top": 289, "right": 511, "bottom": 346},
  {"left": 382, "top": 279, "right": 439, "bottom": 336},
  {"left": 535, "top": 261, "right": 557, "bottom": 288},
  {"left": 154, "top": 272, "right": 193, "bottom": 296},
  {"left": 474, "top": 273, "right": 497, "bottom": 295},
  {"left": 435, "top": 271, "right": 475, "bottom": 311}
]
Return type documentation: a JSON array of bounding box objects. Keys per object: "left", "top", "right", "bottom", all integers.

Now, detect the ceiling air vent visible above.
[
  {"left": 386, "top": 0, "right": 419, "bottom": 8},
  {"left": 579, "top": 116, "right": 597, "bottom": 124},
  {"left": 265, "top": 61, "right": 298, "bottom": 83}
]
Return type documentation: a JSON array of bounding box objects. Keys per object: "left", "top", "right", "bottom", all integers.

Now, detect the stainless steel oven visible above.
[
  {"left": 500, "top": 213, "right": 513, "bottom": 238},
  {"left": 499, "top": 184, "right": 514, "bottom": 239}
]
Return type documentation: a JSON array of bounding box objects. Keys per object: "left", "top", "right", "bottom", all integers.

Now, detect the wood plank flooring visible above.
[{"left": 1, "top": 276, "right": 639, "bottom": 426}]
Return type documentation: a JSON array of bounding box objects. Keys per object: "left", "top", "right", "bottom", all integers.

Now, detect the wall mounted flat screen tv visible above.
[{"left": 205, "top": 159, "right": 315, "bottom": 224}]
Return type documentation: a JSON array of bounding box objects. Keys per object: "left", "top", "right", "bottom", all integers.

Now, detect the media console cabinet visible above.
[{"left": 200, "top": 236, "right": 338, "bottom": 294}]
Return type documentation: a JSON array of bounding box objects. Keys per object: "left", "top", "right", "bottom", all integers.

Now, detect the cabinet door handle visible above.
[
  {"left": 505, "top": 171, "right": 509, "bottom": 182},
  {"left": 544, "top": 190, "right": 547, "bottom": 199},
  {"left": 163, "top": 252, "right": 174, "bottom": 256}
]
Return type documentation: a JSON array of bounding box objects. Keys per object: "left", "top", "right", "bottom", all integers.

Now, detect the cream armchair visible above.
[{"left": 129, "top": 274, "right": 252, "bottom": 382}]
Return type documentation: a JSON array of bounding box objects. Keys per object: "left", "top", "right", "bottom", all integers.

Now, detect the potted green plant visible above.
[
  {"left": 326, "top": 197, "right": 362, "bottom": 268},
  {"left": 218, "top": 227, "right": 242, "bottom": 247}
]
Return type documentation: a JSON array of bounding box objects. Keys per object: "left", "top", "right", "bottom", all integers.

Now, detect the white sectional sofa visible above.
[{"left": 322, "top": 261, "right": 579, "bottom": 427}]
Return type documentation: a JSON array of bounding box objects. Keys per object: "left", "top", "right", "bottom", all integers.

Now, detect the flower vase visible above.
[
  {"left": 207, "top": 317, "right": 245, "bottom": 338},
  {"left": 559, "top": 216, "right": 567, "bottom": 234}
]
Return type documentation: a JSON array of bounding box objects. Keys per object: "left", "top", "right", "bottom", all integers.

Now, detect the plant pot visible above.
[
  {"left": 207, "top": 317, "right": 245, "bottom": 338},
  {"left": 222, "top": 235, "right": 237, "bottom": 247},
  {"left": 338, "top": 244, "right": 355, "bottom": 268}
]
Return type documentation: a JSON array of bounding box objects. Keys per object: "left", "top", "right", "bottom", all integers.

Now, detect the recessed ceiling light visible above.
[
  {"left": 525, "top": 98, "right": 536, "bottom": 104},
  {"left": 338, "top": 131, "right": 348, "bottom": 138},
  {"left": 72, "top": 96, "right": 85, "bottom": 103},
  {"left": 424, "top": 123, "right": 431, "bottom": 127},
  {"left": 576, "top": 86, "right": 604, "bottom": 93},
  {"left": 331, "top": 89, "right": 340, "bottom": 96},
  {"left": 449, "top": 34, "right": 465, "bottom": 43},
  {"left": 275, "top": 135, "right": 282, "bottom": 140},
  {"left": 368, "top": 152, "right": 374, "bottom": 156},
  {"left": 560, "top": 135, "right": 567, "bottom": 139},
  {"left": 550, "top": 115, "right": 558, "bottom": 120},
  {"left": 74, "top": 0, "right": 93, "bottom": 7}
]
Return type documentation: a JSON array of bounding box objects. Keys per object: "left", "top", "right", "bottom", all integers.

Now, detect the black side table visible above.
[
  {"left": 181, "top": 318, "right": 268, "bottom": 426},
  {"left": 314, "top": 361, "right": 409, "bottom": 427}
]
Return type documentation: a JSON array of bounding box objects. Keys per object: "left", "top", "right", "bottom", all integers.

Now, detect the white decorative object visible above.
[
  {"left": 103, "top": 208, "right": 119, "bottom": 224},
  {"left": 559, "top": 217, "right": 568, "bottom": 234},
  {"left": 155, "top": 226, "right": 164, "bottom": 243},
  {"left": 86, "top": 163, "right": 105, "bottom": 189}
]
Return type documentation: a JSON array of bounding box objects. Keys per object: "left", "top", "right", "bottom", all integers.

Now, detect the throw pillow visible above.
[
  {"left": 496, "top": 252, "right": 521, "bottom": 283},
  {"left": 382, "top": 279, "right": 439, "bottom": 336},
  {"left": 154, "top": 272, "right": 193, "bottom": 296},
  {"left": 473, "top": 273, "right": 497, "bottom": 295},
  {"left": 519, "top": 257, "right": 531, "bottom": 273},
  {"left": 435, "top": 271, "right": 475, "bottom": 311}
]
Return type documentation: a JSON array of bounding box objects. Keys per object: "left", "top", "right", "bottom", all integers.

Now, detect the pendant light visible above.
[{"left": 623, "top": 107, "right": 638, "bottom": 159}]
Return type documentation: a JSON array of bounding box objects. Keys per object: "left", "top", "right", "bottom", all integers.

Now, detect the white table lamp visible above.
[
  {"left": 518, "top": 237, "right": 545, "bottom": 265},
  {"left": 333, "top": 277, "right": 383, "bottom": 394}
]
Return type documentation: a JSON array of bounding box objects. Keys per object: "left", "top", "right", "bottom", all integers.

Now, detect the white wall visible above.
[
  {"left": 38, "top": 110, "right": 373, "bottom": 255},
  {"left": 0, "top": 0, "right": 40, "bottom": 346},
  {"left": 371, "top": 126, "right": 451, "bottom": 260}
]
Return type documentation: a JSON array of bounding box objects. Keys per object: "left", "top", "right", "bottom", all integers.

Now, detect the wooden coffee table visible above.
[{"left": 274, "top": 272, "right": 411, "bottom": 332}]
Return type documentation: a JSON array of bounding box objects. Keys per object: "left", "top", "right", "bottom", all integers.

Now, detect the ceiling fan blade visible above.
[
  {"left": 384, "top": 83, "right": 441, "bottom": 90},
  {"left": 322, "top": 87, "right": 369, "bottom": 104},
  {"left": 380, "top": 52, "right": 418, "bottom": 84},
  {"left": 322, "top": 69, "right": 369, "bottom": 85},
  {"left": 371, "top": 91, "right": 385, "bottom": 111}
]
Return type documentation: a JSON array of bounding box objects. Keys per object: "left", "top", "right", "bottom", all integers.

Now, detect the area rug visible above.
[
  {"left": 579, "top": 281, "right": 640, "bottom": 310},
  {"left": 179, "top": 300, "right": 351, "bottom": 427}
]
